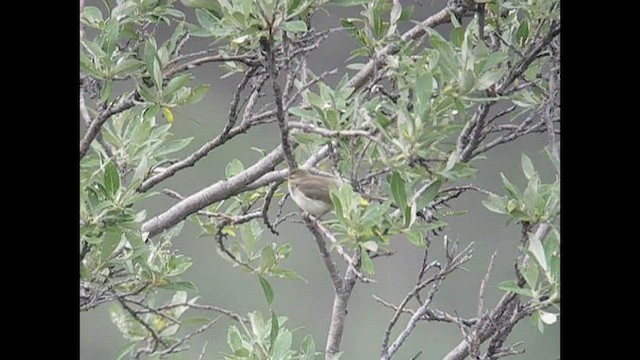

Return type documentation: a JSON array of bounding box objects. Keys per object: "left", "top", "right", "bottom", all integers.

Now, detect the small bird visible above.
[{"left": 287, "top": 168, "right": 341, "bottom": 217}]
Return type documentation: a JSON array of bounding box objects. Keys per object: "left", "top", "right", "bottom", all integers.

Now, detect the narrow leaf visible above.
[
  {"left": 389, "top": 172, "right": 407, "bottom": 209},
  {"left": 282, "top": 20, "right": 308, "bottom": 33},
  {"left": 104, "top": 161, "right": 120, "bottom": 196},
  {"left": 521, "top": 153, "right": 535, "bottom": 180},
  {"left": 360, "top": 249, "right": 374, "bottom": 275},
  {"left": 270, "top": 309, "right": 279, "bottom": 351},
  {"left": 528, "top": 231, "right": 548, "bottom": 272},
  {"left": 259, "top": 276, "right": 274, "bottom": 305}
]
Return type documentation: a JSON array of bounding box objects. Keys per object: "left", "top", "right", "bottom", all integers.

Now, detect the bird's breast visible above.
[{"left": 289, "top": 182, "right": 333, "bottom": 216}]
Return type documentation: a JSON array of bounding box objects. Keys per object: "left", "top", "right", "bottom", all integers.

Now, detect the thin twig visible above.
[
  {"left": 117, "top": 297, "right": 168, "bottom": 350},
  {"left": 477, "top": 252, "right": 498, "bottom": 320},
  {"left": 80, "top": 98, "right": 135, "bottom": 160},
  {"left": 267, "top": 24, "right": 297, "bottom": 170},
  {"left": 315, "top": 220, "right": 375, "bottom": 283},
  {"left": 261, "top": 183, "right": 280, "bottom": 235},
  {"left": 164, "top": 54, "right": 258, "bottom": 78},
  {"left": 198, "top": 341, "right": 208, "bottom": 360},
  {"left": 157, "top": 317, "right": 220, "bottom": 356}
]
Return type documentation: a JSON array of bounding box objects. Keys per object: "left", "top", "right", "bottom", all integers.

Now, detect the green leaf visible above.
[
  {"left": 451, "top": 27, "right": 464, "bottom": 47},
  {"left": 500, "top": 173, "right": 521, "bottom": 200},
  {"left": 498, "top": 280, "right": 534, "bottom": 297},
  {"left": 328, "top": 0, "right": 368, "bottom": 6},
  {"left": 152, "top": 59, "right": 163, "bottom": 89},
  {"left": 248, "top": 312, "right": 266, "bottom": 339},
  {"left": 406, "top": 231, "right": 425, "bottom": 247},
  {"left": 104, "top": 161, "right": 120, "bottom": 196},
  {"left": 389, "top": 172, "right": 407, "bottom": 209},
  {"left": 225, "top": 159, "right": 244, "bottom": 178},
  {"left": 390, "top": 2, "right": 402, "bottom": 26},
  {"left": 516, "top": 18, "right": 529, "bottom": 46},
  {"left": 100, "top": 229, "right": 122, "bottom": 263},
  {"left": 259, "top": 276, "right": 274, "bottom": 305},
  {"left": 270, "top": 309, "right": 279, "bottom": 351},
  {"left": 522, "top": 173, "right": 540, "bottom": 213},
  {"left": 330, "top": 191, "right": 344, "bottom": 221},
  {"left": 162, "top": 221, "right": 185, "bottom": 241},
  {"left": 306, "top": 91, "right": 325, "bottom": 112},
  {"left": 360, "top": 250, "right": 374, "bottom": 275},
  {"left": 360, "top": 241, "right": 378, "bottom": 252},
  {"left": 481, "top": 52, "right": 508, "bottom": 72},
  {"left": 482, "top": 193, "right": 507, "bottom": 215},
  {"left": 82, "top": 6, "right": 104, "bottom": 25},
  {"left": 100, "top": 80, "right": 113, "bottom": 102},
  {"left": 522, "top": 262, "right": 539, "bottom": 292},
  {"left": 459, "top": 69, "right": 475, "bottom": 94},
  {"left": 114, "top": 342, "right": 137, "bottom": 360},
  {"left": 445, "top": 151, "right": 458, "bottom": 172},
  {"left": 159, "top": 281, "right": 198, "bottom": 292},
  {"left": 195, "top": 8, "right": 219, "bottom": 31},
  {"left": 113, "top": 58, "right": 143, "bottom": 76},
  {"left": 182, "top": 0, "right": 222, "bottom": 13},
  {"left": 83, "top": 39, "right": 107, "bottom": 60},
  {"left": 187, "top": 84, "right": 210, "bottom": 104},
  {"left": 227, "top": 326, "right": 244, "bottom": 352},
  {"left": 289, "top": 106, "right": 318, "bottom": 120},
  {"left": 164, "top": 74, "right": 193, "bottom": 96},
  {"left": 272, "top": 329, "right": 292, "bottom": 360},
  {"left": 261, "top": 245, "right": 276, "bottom": 272},
  {"left": 102, "top": 19, "right": 119, "bottom": 55},
  {"left": 282, "top": 20, "right": 308, "bottom": 33},
  {"left": 157, "top": 137, "right": 193, "bottom": 157},
  {"left": 521, "top": 153, "right": 535, "bottom": 180},
  {"left": 544, "top": 145, "right": 560, "bottom": 174},
  {"left": 528, "top": 231, "right": 548, "bottom": 272},
  {"left": 416, "top": 179, "right": 442, "bottom": 210},
  {"left": 475, "top": 70, "right": 501, "bottom": 91},
  {"left": 415, "top": 72, "right": 433, "bottom": 116},
  {"left": 269, "top": 267, "right": 308, "bottom": 282},
  {"left": 531, "top": 310, "right": 544, "bottom": 334},
  {"left": 300, "top": 334, "right": 316, "bottom": 359},
  {"left": 403, "top": 203, "right": 416, "bottom": 228}
]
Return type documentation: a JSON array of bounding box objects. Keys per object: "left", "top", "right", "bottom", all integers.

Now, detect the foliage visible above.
[{"left": 80, "top": 0, "right": 560, "bottom": 358}]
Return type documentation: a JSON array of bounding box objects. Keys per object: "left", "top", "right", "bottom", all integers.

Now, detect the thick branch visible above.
[
  {"left": 290, "top": 122, "right": 379, "bottom": 142},
  {"left": 141, "top": 145, "right": 286, "bottom": 238},
  {"left": 326, "top": 256, "right": 359, "bottom": 360},
  {"left": 138, "top": 69, "right": 262, "bottom": 192}
]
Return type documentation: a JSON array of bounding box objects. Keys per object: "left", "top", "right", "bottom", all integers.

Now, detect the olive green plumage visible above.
[{"left": 287, "top": 169, "right": 340, "bottom": 216}]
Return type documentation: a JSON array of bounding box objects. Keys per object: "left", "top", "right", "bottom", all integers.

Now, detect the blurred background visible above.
[{"left": 80, "top": 1, "right": 560, "bottom": 358}]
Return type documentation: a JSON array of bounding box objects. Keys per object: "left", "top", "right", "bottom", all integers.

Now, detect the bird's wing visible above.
[{"left": 296, "top": 178, "right": 335, "bottom": 204}]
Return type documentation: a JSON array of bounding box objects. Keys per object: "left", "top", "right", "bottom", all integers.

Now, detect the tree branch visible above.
[
  {"left": 381, "top": 241, "right": 475, "bottom": 359},
  {"left": 267, "top": 24, "right": 297, "bottom": 170},
  {"left": 138, "top": 68, "right": 262, "bottom": 192},
  {"left": 164, "top": 54, "right": 259, "bottom": 78},
  {"left": 346, "top": 1, "right": 475, "bottom": 96},
  {"left": 141, "top": 145, "right": 286, "bottom": 238},
  {"left": 79, "top": 98, "right": 135, "bottom": 160}
]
